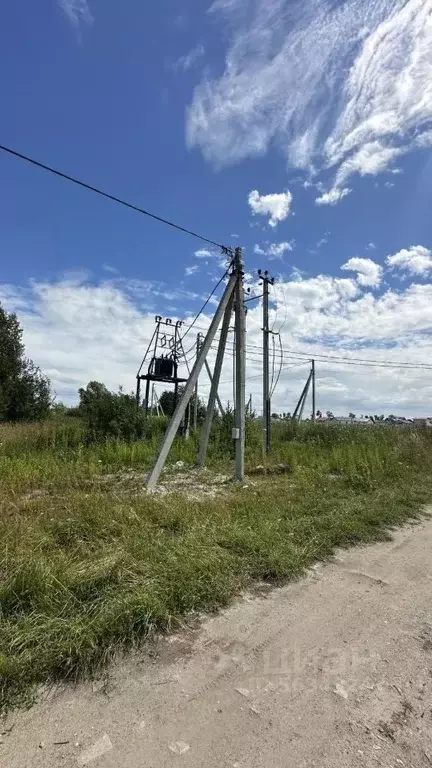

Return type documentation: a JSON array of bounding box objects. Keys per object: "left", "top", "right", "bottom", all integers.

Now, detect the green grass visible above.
[{"left": 1, "top": 418, "right": 432, "bottom": 712}]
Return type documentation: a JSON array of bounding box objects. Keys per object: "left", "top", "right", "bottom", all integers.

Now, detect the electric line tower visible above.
[
  {"left": 146, "top": 248, "right": 246, "bottom": 489},
  {"left": 136, "top": 316, "right": 189, "bottom": 416}
]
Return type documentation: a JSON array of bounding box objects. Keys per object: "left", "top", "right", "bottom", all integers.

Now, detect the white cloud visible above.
[
  {"left": 194, "top": 248, "right": 216, "bottom": 259},
  {"left": 334, "top": 142, "right": 404, "bottom": 188},
  {"left": 102, "top": 264, "right": 119, "bottom": 275},
  {"left": 415, "top": 130, "right": 432, "bottom": 149},
  {"left": 341, "top": 257, "right": 383, "bottom": 288},
  {"left": 367, "top": 242, "right": 377, "bottom": 251},
  {"left": 185, "top": 264, "right": 199, "bottom": 276},
  {"left": 316, "top": 237, "right": 328, "bottom": 248},
  {"left": 58, "top": 0, "right": 93, "bottom": 27},
  {"left": 386, "top": 246, "right": 432, "bottom": 277},
  {"left": 3, "top": 264, "right": 432, "bottom": 415},
  {"left": 174, "top": 44, "right": 205, "bottom": 72},
  {"left": 315, "top": 187, "right": 351, "bottom": 206},
  {"left": 187, "top": 0, "right": 432, "bottom": 197},
  {"left": 253, "top": 241, "right": 294, "bottom": 260},
  {"left": 248, "top": 189, "right": 292, "bottom": 227}
]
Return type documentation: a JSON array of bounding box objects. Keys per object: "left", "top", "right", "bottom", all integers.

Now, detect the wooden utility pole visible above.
[
  {"left": 258, "top": 269, "right": 274, "bottom": 453},
  {"left": 234, "top": 248, "right": 246, "bottom": 480},
  {"left": 146, "top": 272, "right": 237, "bottom": 490}
]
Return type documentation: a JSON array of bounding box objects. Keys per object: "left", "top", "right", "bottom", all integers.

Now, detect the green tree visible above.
[
  {"left": 159, "top": 388, "right": 206, "bottom": 423},
  {"left": 0, "top": 303, "right": 51, "bottom": 421},
  {"left": 78, "top": 381, "right": 168, "bottom": 442}
]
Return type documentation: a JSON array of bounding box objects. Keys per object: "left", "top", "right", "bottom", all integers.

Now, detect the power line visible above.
[
  {"left": 198, "top": 357, "right": 311, "bottom": 389},
  {"left": 0, "top": 143, "right": 232, "bottom": 252},
  {"left": 280, "top": 348, "right": 432, "bottom": 370},
  {"left": 186, "top": 327, "right": 432, "bottom": 371},
  {"left": 270, "top": 333, "right": 284, "bottom": 397},
  {"left": 180, "top": 261, "right": 234, "bottom": 346},
  {"left": 185, "top": 339, "right": 432, "bottom": 371}
]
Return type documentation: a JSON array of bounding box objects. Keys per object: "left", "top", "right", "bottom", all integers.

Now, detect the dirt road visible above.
[{"left": 2, "top": 516, "right": 432, "bottom": 768}]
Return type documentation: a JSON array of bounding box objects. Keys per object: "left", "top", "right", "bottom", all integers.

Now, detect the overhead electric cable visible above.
[{"left": 0, "top": 143, "right": 233, "bottom": 252}]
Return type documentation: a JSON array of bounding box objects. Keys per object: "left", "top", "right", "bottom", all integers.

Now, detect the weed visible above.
[{"left": 1, "top": 418, "right": 432, "bottom": 712}]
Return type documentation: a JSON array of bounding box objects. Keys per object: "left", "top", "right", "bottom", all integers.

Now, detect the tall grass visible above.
[{"left": 1, "top": 417, "right": 432, "bottom": 712}]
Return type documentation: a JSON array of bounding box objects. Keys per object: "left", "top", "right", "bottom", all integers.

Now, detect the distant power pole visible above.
[
  {"left": 292, "top": 361, "right": 315, "bottom": 422},
  {"left": 311, "top": 359, "right": 316, "bottom": 422},
  {"left": 234, "top": 248, "right": 246, "bottom": 480},
  {"left": 258, "top": 269, "right": 275, "bottom": 453}
]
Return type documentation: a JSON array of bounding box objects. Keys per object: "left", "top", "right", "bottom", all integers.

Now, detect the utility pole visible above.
[
  {"left": 193, "top": 333, "right": 201, "bottom": 431},
  {"left": 298, "top": 372, "right": 311, "bottom": 421},
  {"left": 146, "top": 271, "right": 238, "bottom": 490},
  {"left": 258, "top": 269, "right": 274, "bottom": 453},
  {"left": 234, "top": 248, "right": 246, "bottom": 480},
  {"left": 292, "top": 362, "right": 314, "bottom": 422},
  {"left": 198, "top": 293, "right": 234, "bottom": 467},
  {"left": 311, "top": 359, "right": 316, "bottom": 422}
]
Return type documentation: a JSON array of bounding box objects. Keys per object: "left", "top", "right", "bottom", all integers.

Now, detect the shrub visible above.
[{"left": 78, "top": 381, "right": 161, "bottom": 442}]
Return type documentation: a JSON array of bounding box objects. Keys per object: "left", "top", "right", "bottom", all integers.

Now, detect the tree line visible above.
[{"left": 0, "top": 303, "right": 206, "bottom": 438}]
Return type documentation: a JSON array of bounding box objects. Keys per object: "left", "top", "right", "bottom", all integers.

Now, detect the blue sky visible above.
[{"left": 1, "top": 0, "right": 432, "bottom": 415}]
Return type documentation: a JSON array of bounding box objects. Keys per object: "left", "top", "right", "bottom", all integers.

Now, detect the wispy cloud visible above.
[
  {"left": 315, "top": 187, "right": 351, "bottom": 206},
  {"left": 253, "top": 241, "right": 294, "bottom": 260},
  {"left": 248, "top": 189, "right": 292, "bottom": 227},
  {"left": 194, "top": 248, "right": 219, "bottom": 259},
  {"left": 174, "top": 44, "right": 205, "bottom": 72},
  {"left": 187, "top": 0, "right": 432, "bottom": 199},
  {"left": 316, "top": 237, "right": 328, "bottom": 249},
  {"left": 185, "top": 264, "right": 199, "bottom": 276},
  {"left": 58, "top": 0, "right": 93, "bottom": 28}
]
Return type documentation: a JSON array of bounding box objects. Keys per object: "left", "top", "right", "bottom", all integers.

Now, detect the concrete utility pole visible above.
[
  {"left": 298, "top": 372, "right": 311, "bottom": 422},
  {"left": 193, "top": 333, "right": 201, "bottom": 431},
  {"left": 198, "top": 293, "right": 234, "bottom": 467},
  {"left": 146, "top": 272, "right": 238, "bottom": 490},
  {"left": 292, "top": 362, "right": 314, "bottom": 422},
  {"left": 311, "top": 359, "right": 316, "bottom": 422},
  {"left": 194, "top": 332, "right": 226, "bottom": 429},
  {"left": 258, "top": 269, "right": 275, "bottom": 453},
  {"left": 234, "top": 248, "right": 246, "bottom": 480}
]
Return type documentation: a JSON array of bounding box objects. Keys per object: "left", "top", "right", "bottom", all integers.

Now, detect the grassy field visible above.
[{"left": 1, "top": 417, "right": 432, "bottom": 712}]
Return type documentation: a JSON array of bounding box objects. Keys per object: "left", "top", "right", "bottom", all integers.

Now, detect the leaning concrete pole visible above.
[
  {"left": 146, "top": 272, "right": 237, "bottom": 490},
  {"left": 198, "top": 292, "right": 234, "bottom": 467}
]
